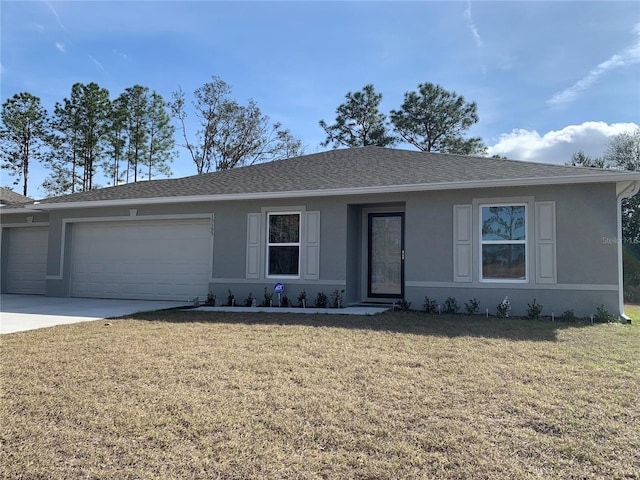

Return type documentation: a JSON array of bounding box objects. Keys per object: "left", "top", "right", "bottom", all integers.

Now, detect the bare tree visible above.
[{"left": 170, "top": 76, "right": 303, "bottom": 173}]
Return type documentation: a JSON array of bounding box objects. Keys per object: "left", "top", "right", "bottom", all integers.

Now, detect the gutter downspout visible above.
[{"left": 617, "top": 181, "right": 640, "bottom": 320}]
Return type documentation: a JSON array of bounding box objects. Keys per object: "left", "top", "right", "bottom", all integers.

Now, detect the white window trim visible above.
[
  {"left": 479, "top": 202, "right": 528, "bottom": 283},
  {"left": 266, "top": 211, "right": 302, "bottom": 279}
]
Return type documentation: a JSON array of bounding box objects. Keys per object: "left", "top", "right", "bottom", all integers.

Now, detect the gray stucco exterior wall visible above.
[{"left": 0, "top": 181, "right": 624, "bottom": 318}]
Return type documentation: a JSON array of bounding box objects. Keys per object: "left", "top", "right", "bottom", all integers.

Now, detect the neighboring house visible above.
[
  {"left": 1, "top": 147, "right": 639, "bottom": 317},
  {"left": 0, "top": 187, "right": 34, "bottom": 207}
]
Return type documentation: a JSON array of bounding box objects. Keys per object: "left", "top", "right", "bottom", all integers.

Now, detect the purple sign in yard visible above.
[{"left": 274, "top": 282, "right": 284, "bottom": 294}]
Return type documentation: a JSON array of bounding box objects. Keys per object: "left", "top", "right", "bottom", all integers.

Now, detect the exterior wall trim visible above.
[
  {"left": 0, "top": 222, "right": 50, "bottom": 228},
  {"left": 406, "top": 280, "right": 618, "bottom": 291},
  {"left": 210, "top": 278, "right": 346, "bottom": 286}
]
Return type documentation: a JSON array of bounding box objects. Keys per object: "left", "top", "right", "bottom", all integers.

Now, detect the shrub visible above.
[
  {"left": 226, "top": 289, "right": 235, "bottom": 307},
  {"left": 244, "top": 292, "right": 255, "bottom": 307},
  {"left": 330, "top": 289, "right": 345, "bottom": 308},
  {"left": 444, "top": 296, "right": 460, "bottom": 314},
  {"left": 396, "top": 299, "right": 411, "bottom": 311},
  {"left": 464, "top": 298, "right": 480, "bottom": 315},
  {"left": 261, "top": 287, "right": 273, "bottom": 307},
  {"left": 205, "top": 292, "right": 216, "bottom": 306},
  {"left": 314, "top": 291, "right": 328, "bottom": 308},
  {"left": 280, "top": 294, "right": 289, "bottom": 308},
  {"left": 526, "top": 298, "right": 543, "bottom": 320},
  {"left": 561, "top": 309, "right": 577, "bottom": 323},
  {"left": 297, "top": 290, "right": 308, "bottom": 308},
  {"left": 594, "top": 304, "right": 613, "bottom": 323},
  {"left": 423, "top": 296, "right": 438, "bottom": 314}
]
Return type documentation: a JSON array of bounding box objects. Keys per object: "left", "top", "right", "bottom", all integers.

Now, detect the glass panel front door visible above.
[{"left": 368, "top": 213, "right": 404, "bottom": 298}]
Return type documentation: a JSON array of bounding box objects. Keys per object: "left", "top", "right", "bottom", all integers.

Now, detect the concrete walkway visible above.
[
  {"left": 0, "top": 294, "right": 187, "bottom": 334},
  {"left": 0, "top": 295, "right": 392, "bottom": 334}
]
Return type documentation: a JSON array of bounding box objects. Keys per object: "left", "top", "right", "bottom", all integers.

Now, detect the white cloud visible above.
[
  {"left": 487, "top": 121, "right": 640, "bottom": 164},
  {"left": 464, "top": 1, "right": 483, "bottom": 49},
  {"left": 548, "top": 23, "right": 640, "bottom": 106},
  {"left": 88, "top": 55, "right": 106, "bottom": 73},
  {"left": 55, "top": 42, "right": 66, "bottom": 53},
  {"left": 464, "top": 0, "right": 486, "bottom": 75},
  {"left": 45, "top": 1, "right": 68, "bottom": 33},
  {"left": 112, "top": 49, "right": 128, "bottom": 60},
  {"left": 29, "top": 23, "right": 46, "bottom": 33}
]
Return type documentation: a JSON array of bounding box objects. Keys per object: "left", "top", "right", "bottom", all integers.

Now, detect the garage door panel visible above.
[
  {"left": 6, "top": 227, "right": 48, "bottom": 295},
  {"left": 70, "top": 219, "right": 212, "bottom": 301}
]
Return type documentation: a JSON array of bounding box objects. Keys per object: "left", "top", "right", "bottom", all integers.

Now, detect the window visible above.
[
  {"left": 267, "top": 212, "right": 300, "bottom": 276},
  {"left": 481, "top": 205, "right": 527, "bottom": 281}
]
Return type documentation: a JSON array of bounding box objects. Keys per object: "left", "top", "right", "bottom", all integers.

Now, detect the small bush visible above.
[
  {"left": 561, "top": 309, "right": 577, "bottom": 323},
  {"left": 314, "top": 291, "right": 328, "bottom": 308},
  {"left": 244, "top": 292, "right": 255, "bottom": 307},
  {"left": 297, "top": 290, "right": 308, "bottom": 308},
  {"left": 330, "top": 289, "right": 345, "bottom": 308},
  {"left": 594, "top": 304, "right": 613, "bottom": 323},
  {"left": 444, "top": 296, "right": 460, "bottom": 314},
  {"left": 261, "top": 287, "right": 273, "bottom": 307},
  {"left": 396, "top": 299, "right": 412, "bottom": 311},
  {"left": 226, "top": 289, "right": 235, "bottom": 307},
  {"left": 205, "top": 292, "right": 216, "bottom": 306},
  {"left": 526, "top": 298, "right": 543, "bottom": 320},
  {"left": 280, "top": 294, "right": 289, "bottom": 308},
  {"left": 464, "top": 298, "right": 480, "bottom": 315},
  {"left": 423, "top": 296, "right": 438, "bottom": 314}
]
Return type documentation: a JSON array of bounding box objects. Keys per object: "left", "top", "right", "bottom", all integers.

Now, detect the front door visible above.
[{"left": 368, "top": 213, "right": 404, "bottom": 298}]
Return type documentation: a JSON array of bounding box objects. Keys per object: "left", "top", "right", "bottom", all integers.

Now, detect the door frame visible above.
[{"left": 365, "top": 211, "right": 405, "bottom": 300}]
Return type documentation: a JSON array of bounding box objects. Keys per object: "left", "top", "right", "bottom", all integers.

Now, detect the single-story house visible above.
[
  {"left": 2, "top": 147, "right": 639, "bottom": 317},
  {"left": 0, "top": 187, "right": 34, "bottom": 207}
]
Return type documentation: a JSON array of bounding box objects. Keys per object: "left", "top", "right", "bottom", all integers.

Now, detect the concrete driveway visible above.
[{"left": 0, "top": 294, "right": 188, "bottom": 334}]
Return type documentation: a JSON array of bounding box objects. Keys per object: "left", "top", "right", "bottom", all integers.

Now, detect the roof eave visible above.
[
  {"left": 0, "top": 205, "right": 38, "bottom": 214},
  {"left": 25, "top": 173, "right": 640, "bottom": 211}
]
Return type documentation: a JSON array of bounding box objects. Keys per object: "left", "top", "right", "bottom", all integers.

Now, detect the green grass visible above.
[{"left": 1, "top": 310, "right": 639, "bottom": 479}]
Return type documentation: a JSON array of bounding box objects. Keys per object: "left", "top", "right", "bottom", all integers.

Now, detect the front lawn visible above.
[{"left": 1, "top": 311, "right": 638, "bottom": 479}]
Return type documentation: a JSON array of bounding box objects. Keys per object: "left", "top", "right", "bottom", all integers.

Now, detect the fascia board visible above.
[
  {"left": 27, "top": 173, "right": 640, "bottom": 211},
  {"left": 0, "top": 206, "right": 42, "bottom": 214}
]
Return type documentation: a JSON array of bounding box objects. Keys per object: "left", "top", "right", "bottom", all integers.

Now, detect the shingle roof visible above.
[
  {"left": 0, "top": 187, "right": 34, "bottom": 206},
  {"left": 38, "top": 147, "right": 635, "bottom": 205}
]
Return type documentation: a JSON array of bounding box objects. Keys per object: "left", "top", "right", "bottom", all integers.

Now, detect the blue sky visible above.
[{"left": 1, "top": 0, "right": 639, "bottom": 197}]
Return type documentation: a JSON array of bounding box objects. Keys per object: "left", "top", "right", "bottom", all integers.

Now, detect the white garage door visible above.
[
  {"left": 6, "top": 226, "right": 49, "bottom": 295},
  {"left": 70, "top": 218, "right": 212, "bottom": 301}
]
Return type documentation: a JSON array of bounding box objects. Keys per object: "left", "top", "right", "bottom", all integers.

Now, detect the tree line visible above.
[
  {"left": 1, "top": 77, "right": 489, "bottom": 197},
  {"left": 1, "top": 84, "right": 175, "bottom": 197},
  {"left": 0, "top": 77, "right": 306, "bottom": 197}
]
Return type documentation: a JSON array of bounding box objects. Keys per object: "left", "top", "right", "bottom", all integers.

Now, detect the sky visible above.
[{"left": 1, "top": 0, "right": 639, "bottom": 197}]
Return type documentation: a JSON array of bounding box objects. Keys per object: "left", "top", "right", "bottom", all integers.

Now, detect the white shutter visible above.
[
  {"left": 453, "top": 205, "right": 473, "bottom": 282},
  {"left": 246, "top": 213, "right": 261, "bottom": 279},
  {"left": 304, "top": 211, "right": 320, "bottom": 280},
  {"left": 535, "top": 201, "right": 556, "bottom": 284}
]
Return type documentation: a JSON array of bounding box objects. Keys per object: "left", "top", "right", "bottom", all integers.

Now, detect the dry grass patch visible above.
[{"left": 1, "top": 311, "right": 639, "bottom": 479}]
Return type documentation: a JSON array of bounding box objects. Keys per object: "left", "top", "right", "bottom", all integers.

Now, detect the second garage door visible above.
[
  {"left": 70, "top": 218, "right": 212, "bottom": 301},
  {"left": 6, "top": 226, "right": 49, "bottom": 295}
]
